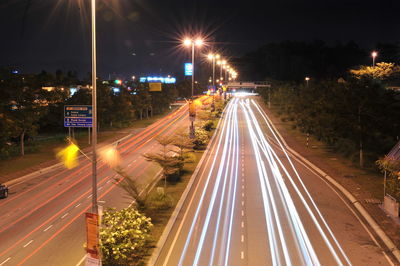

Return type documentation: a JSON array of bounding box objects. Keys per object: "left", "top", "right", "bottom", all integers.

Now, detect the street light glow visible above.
[
  {"left": 183, "top": 38, "right": 192, "bottom": 46},
  {"left": 195, "top": 39, "right": 203, "bottom": 46},
  {"left": 371, "top": 51, "right": 378, "bottom": 58}
]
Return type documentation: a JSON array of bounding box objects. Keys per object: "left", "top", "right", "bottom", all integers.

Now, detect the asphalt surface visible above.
[
  {"left": 0, "top": 100, "right": 196, "bottom": 266},
  {"left": 154, "top": 96, "right": 394, "bottom": 266}
]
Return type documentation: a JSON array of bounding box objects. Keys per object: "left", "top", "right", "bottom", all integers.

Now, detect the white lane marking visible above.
[
  {"left": 0, "top": 258, "right": 11, "bottom": 266},
  {"left": 75, "top": 203, "right": 81, "bottom": 208},
  {"left": 242, "top": 173, "right": 245, "bottom": 177},
  {"left": 87, "top": 194, "right": 92, "bottom": 199},
  {"left": 242, "top": 185, "right": 244, "bottom": 189},
  {"left": 106, "top": 180, "right": 111, "bottom": 184},
  {"left": 76, "top": 254, "right": 86, "bottom": 266},
  {"left": 241, "top": 235, "right": 244, "bottom": 242},
  {"left": 241, "top": 221, "right": 244, "bottom": 228},
  {"left": 23, "top": 240, "right": 33, "bottom": 248},
  {"left": 242, "top": 193, "right": 244, "bottom": 197},
  {"left": 133, "top": 160, "right": 137, "bottom": 162},
  {"left": 242, "top": 201, "right": 244, "bottom": 206},
  {"left": 61, "top": 213, "right": 69, "bottom": 219},
  {"left": 241, "top": 210, "right": 244, "bottom": 216},
  {"left": 241, "top": 251, "right": 244, "bottom": 259},
  {"left": 43, "top": 225, "right": 53, "bottom": 232},
  {"left": 242, "top": 178, "right": 244, "bottom": 182},
  {"left": 242, "top": 164, "right": 244, "bottom": 167},
  {"left": 98, "top": 186, "right": 103, "bottom": 191},
  {"left": 127, "top": 163, "right": 132, "bottom": 167}
]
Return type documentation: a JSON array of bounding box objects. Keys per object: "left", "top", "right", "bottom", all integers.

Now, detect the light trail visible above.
[{"left": 239, "top": 98, "right": 351, "bottom": 265}]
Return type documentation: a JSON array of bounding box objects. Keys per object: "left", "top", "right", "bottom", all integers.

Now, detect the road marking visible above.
[
  {"left": 43, "top": 225, "right": 53, "bottom": 232},
  {"left": 241, "top": 235, "right": 244, "bottom": 242},
  {"left": 242, "top": 173, "right": 244, "bottom": 177},
  {"left": 133, "top": 160, "right": 137, "bottom": 162},
  {"left": 242, "top": 185, "right": 244, "bottom": 189},
  {"left": 23, "top": 240, "right": 33, "bottom": 248},
  {"left": 61, "top": 213, "right": 69, "bottom": 219},
  {"left": 241, "top": 210, "right": 244, "bottom": 216},
  {"left": 98, "top": 186, "right": 103, "bottom": 191},
  {"left": 87, "top": 194, "right": 92, "bottom": 199},
  {"left": 242, "top": 193, "right": 244, "bottom": 197},
  {"left": 106, "top": 180, "right": 111, "bottom": 184},
  {"left": 241, "top": 221, "right": 244, "bottom": 228},
  {"left": 241, "top": 251, "right": 244, "bottom": 259},
  {"left": 127, "top": 163, "right": 132, "bottom": 167},
  {"left": 242, "top": 178, "right": 244, "bottom": 182},
  {"left": 241, "top": 201, "right": 244, "bottom": 206},
  {"left": 242, "top": 164, "right": 244, "bottom": 167},
  {"left": 75, "top": 203, "right": 81, "bottom": 208},
  {"left": 0, "top": 258, "right": 11, "bottom": 266}
]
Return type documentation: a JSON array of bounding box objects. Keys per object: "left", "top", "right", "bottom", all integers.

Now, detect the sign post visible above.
[
  {"left": 64, "top": 105, "right": 93, "bottom": 128},
  {"left": 85, "top": 212, "right": 101, "bottom": 265}
]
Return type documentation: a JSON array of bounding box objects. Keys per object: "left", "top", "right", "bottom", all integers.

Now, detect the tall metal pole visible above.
[
  {"left": 212, "top": 58, "right": 215, "bottom": 88},
  {"left": 191, "top": 43, "right": 195, "bottom": 97},
  {"left": 91, "top": 0, "right": 98, "bottom": 214}
]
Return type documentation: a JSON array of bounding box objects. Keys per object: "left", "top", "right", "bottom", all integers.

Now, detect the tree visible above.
[
  {"left": 171, "top": 128, "right": 194, "bottom": 159},
  {"left": 100, "top": 207, "right": 152, "bottom": 265},
  {"left": 143, "top": 136, "right": 183, "bottom": 187},
  {"left": 350, "top": 62, "right": 400, "bottom": 80}
]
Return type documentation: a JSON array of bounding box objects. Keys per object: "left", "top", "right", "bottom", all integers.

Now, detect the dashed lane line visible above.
[
  {"left": 43, "top": 225, "right": 53, "bottom": 232},
  {"left": 23, "top": 240, "right": 33, "bottom": 248},
  {"left": 0, "top": 257, "right": 11, "bottom": 266},
  {"left": 75, "top": 203, "right": 81, "bottom": 208},
  {"left": 61, "top": 213, "right": 69, "bottom": 219}
]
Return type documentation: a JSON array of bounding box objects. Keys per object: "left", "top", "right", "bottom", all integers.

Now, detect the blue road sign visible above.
[
  {"left": 64, "top": 105, "right": 92, "bottom": 127},
  {"left": 184, "top": 63, "right": 193, "bottom": 76},
  {"left": 64, "top": 117, "right": 93, "bottom": 127}
]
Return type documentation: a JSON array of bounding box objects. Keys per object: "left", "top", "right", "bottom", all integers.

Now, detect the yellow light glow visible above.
[
  {"left": 195, "top": 39, "right": 203, "bottom": 46},
  {"left": 56, "top": 142, "right": 80, "bottom": 169},
  {"left": 98, "top": 146, "right": 121, "bottom": 169},
  {"left": 208, "top": 54, "right": 213, "bottom": 60}
]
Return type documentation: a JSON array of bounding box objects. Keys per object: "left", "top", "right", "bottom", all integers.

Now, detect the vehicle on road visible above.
[{"left": 0, "top": 184, "right": 8, "bottom": 198}]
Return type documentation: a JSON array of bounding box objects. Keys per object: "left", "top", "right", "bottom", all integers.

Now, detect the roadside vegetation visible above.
[{"left": 259, "top": 64, "right": 400, "bottom": 201}]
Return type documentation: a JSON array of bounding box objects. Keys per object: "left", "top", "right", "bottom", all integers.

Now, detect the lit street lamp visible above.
[
  {"left": 305, "top": 76, "right": 310, "bottom": 87},
  {"left": 183, "top": 38, "right": 203, "bottom": 97},
  {"left": 372, "top": 51, "right": 378, "bottom": 67}
]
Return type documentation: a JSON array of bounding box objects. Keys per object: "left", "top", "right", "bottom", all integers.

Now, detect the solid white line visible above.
[
  {"left": 0, "top": 258, "right": 11, "bottom": 266},
  {"left": 43, "top": 225, "right": 53, "bottom": 232},
  {"left": 23, "top": 240, "right": 33, "bottom": 248},
  {"left": 75, "top": 203, "right": 81, "bottom": 208},
  {"left": 61, "top": 213, "right": 69, "bottom": 219},
  {"left": 75, "top": 254, "right": 86, "bottom": 266}
]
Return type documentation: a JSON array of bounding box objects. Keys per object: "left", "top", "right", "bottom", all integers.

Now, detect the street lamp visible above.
[
  {"left": 372, "top": 51, "right": 378, "bottom": 67},
  {"left": 207, "top": 53, "right": 219, "bottom": 88},
  {"left": 183, "top": 37, "right": 203, "bottom": 97},
  {"left": 305, "top": 76, "right": 310, "bottom": 86}
]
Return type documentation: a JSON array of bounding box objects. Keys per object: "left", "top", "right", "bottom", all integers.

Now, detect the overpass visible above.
[{"left": 226, "top": 81, "right": 271, "bottom": 89}]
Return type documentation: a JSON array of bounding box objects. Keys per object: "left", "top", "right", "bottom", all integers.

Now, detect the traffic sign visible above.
[
  {"left": 64, "top": 105, "right": 92, "bottom": 127},
  {"left": 64, "top": 118, "right": 93, "bottom": 127},
  {"left": 64, "top": 105, "right": 92, "bottom": 118}
]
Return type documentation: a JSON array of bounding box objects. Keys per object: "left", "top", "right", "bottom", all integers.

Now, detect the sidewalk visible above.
[{"left": 256, "top": 97, "right": 400, "bottom": 252}]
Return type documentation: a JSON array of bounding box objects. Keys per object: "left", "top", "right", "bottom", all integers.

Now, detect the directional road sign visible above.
[{"left": 64, "top": 105, "right": 93, "bottom": 127}]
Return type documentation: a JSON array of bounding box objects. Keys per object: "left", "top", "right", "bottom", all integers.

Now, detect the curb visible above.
[
  {"left": 260, "top": 101, "right": 400, "bottom": 263},
  {"left": 147, "top": 106, "right": 226, "bottom": 266}
]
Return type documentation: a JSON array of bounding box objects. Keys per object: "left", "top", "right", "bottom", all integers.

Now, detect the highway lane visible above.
[
  {"left": 0, "top": 99, "right": 204, "bottom": 266},
  {"left": 154, "top": 96, "right": 394, "bottom": 265}
]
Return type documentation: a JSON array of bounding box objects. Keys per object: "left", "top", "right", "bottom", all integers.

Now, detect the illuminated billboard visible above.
[
  {"left": 185, "top": 63, "right": 193, "bottom": 76},
  {"left": 139, "top": 76, "right": 176, "bottom": 84}
]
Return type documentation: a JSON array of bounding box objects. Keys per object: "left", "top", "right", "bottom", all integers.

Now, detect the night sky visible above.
[{"left": 0, "top": 0, "right": 399, "bottom": 79}]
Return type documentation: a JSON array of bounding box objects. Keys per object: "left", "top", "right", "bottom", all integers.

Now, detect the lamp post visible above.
[
  {"left": 372, "top": 51, "right": 378, "bottom": 67},
  {"left": 184, "top": 38, "right": 203, "bottom": 97},
  {"left": 90, "top": 0, "right": 98, "bottom": 216}
]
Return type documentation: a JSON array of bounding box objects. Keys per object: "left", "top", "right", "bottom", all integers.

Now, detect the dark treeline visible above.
[
  {"left": 248, "top": 41, "right": 400, "bottom": 170},
  {"left": 239, "top": 41, "right": 400, "bottom": 82},
  {"left": 0, "top": 68, "right": 196, "bottom": 158}
]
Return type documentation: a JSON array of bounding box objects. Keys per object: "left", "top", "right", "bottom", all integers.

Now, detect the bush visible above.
[
  {"left": 100, "top": 207, "right": 153, "bottom": 265},
  {"left": 146, "top": 192, "right": 174, "bottom": 210},
  {"left": 203, "top": 120, "right": 214, "bottom": 131},
  {"left": 193, "top": 128, "right": 209, "bottom": 150}
]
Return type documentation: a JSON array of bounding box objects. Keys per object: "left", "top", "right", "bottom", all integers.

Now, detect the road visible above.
[
  {"left": 0, "top": 100, "right": 198, "bottom": 266},
  {"left": 154, "top": 96, "right": 394, "bottom": 266}
]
